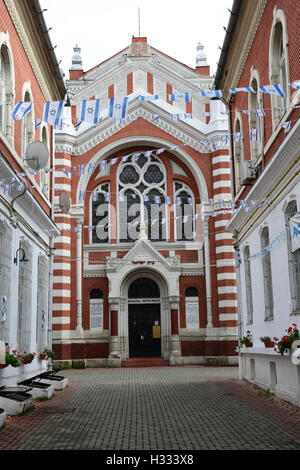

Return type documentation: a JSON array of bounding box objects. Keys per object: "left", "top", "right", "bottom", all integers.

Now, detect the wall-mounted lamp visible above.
[{"left": 14, "top": 248, "right": 29, "bottom": 265}]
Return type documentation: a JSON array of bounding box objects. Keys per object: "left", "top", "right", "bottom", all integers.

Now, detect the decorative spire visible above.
[
  {"left": 70, "top": 44, "right": 83, "bottom": 70},
  {"left": 196, "top": 42, "right": 207, "bottom": 67}
]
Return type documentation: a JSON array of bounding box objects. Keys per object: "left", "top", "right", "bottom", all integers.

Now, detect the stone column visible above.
[
  {"left": 108, "top": 298, "right": 121, "bottom": 366},
  {"left": 204, "top": 216, "right": 213, "bottom": 328},
  {"left": 169, "top": 296, "right": 182, "bottom": 365},
  {"left": 76, "top": 216, "right": 84, "bottom": 333}
]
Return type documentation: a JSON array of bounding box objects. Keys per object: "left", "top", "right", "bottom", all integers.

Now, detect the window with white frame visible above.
[
  {"left": 0, "top": 219, "right": 12, "bottom": 343},
  {"left": 17, "top": 239, "right": 33, "bottom": 353},
  {"left": 285, "top": 200, "right": 300, "bottom": 312},
  {"left": 243, "top": 245, "right": 253, "bottom": 324},
  {"left": 174, "top": 181, "right": 194, "bottom": 241},
  {"left": 233, "top": 118, "right": 243, "bottom": 191},
  {"left": 270, "top": 17, "right": 289, "bottom": 127},
  {"left": 0, "top": 43, "right": 13, "bottom": 139},
  {"left": 249, "top": 78, "right": 262, "bottom": 160},
  {"left": 260, "top": 227, "right": 274, "bottom": 320},
  {"left": 118, "top": 153, "right": 167, "bottom": 242},
  {"left": 36, "top": 255, "right": 49, "bottom": 352},
  {"left": 90, "top": 289, "right": 103, "bottom": 330},
  {"left": 91, "top": 183, "right": 110, "bottom": 244},
  {"left": 22, "top": 90, "right": 34, "bottom": 161}
]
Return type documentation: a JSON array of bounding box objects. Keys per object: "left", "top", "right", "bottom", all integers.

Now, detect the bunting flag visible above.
[
  {"left": 35, "top": 118, "right": 42, "bottom": 130},
  {"left": 233, "top": 132, "right": 243, "bottom": 142},
  {"left": 250, "top": 128, "right": 258, "bottom": 141},
  {"left": 12, "top": 102, "right": 32, "bottom": 120},
  {"left": 109, "top": 97, "right": 128, "bottom": 121},
  {"left": 289, "top": 82, "right": 300, "bottom": 90},
  {"left": 43, "top": 101, "right": 65, "bottom": 128},
  {"left": 80, "top": 99, "right": 101, "bottom": 124},
  {"left": 200, "top": 89, "right": 222, "bottom": 98},
  {"left": 168, "top": 93, "right": 191, "bottom": 103},
  {"left": 230, "top": 87, "right": 254, "bottom": 93},
  {"left": 139, "top": 94, "right": 159, "bottom": 101},
  {"left": 281, "top": 121, "right": 291, "bottom": 131},
  {"left": 290, "top": 213, "right": 300, "bottom": 253},
  {"left": 259, "top": 84, "right": 285, "bottom": 97},
  {"left": 256, "top": 109, "right": 266, "bottom": 117}
]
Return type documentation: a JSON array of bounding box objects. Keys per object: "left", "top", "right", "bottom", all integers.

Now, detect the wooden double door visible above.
[{"left": 128, "top": 303, "right": 161, "bottom": 358}]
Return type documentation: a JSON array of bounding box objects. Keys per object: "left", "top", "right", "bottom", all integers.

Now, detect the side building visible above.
[
  {"left": 0, "top": 0, "right": 66, "bottom": 385},
  {"left": 215, "top": 0, "right": 300, "bottom": 406},
  {"left": 52, "top": 37, "right": 238, "bottom": 367}
]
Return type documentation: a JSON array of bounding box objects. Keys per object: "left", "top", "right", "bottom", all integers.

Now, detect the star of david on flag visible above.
[
  {"left": 80, "top": 99, "right": 101, "bottom": 124},
  {"left": 139, "top": 94, "right": 159, "bottom": 101},
  {"left": 12, "top": 102, "right": 32, "bottom": 120},
  {"left": 230, "top": 87, "right": 254, "bottom": 93},
  {"left": 259, "top": 84, "right": 285, "bottom": 97},
  {"left": 168, "top": 93, "right": 191, "bottom": 103},
  {"left": 109, "top": 97, "right": 128, "bottom": 121},
  {"left": 43, "top": 101, "right": 65, "bottom": 128},
  {"left": 199, "top": 89, "right": 222, "bottom": 98}
]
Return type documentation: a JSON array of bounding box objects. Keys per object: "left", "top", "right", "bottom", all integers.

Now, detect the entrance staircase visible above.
[{"left": 121, "top": 357, "right": 169, "bottom": 368}]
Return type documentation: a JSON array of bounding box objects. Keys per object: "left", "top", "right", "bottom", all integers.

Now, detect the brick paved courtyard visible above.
[{"left": 0, "top": 366, "right": 299, "bottom": 450}]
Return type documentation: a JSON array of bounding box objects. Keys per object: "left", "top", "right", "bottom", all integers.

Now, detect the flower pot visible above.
[
  {"left": 0, "top": 363, "right": 8, "bottom": 369},
  {"left": 265, "top": 342, "right": 274, "bottom": 348},
  {"left": 39, "top": 354, "right": 47, "bottom": 360},
  {"left": 245, "top": 342, "right": 253, "bottom": 347}
]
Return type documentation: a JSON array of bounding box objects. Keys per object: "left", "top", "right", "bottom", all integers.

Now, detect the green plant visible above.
[
  {"left": 4, "top": 344, "right": 22, "bottom": 367},
  {"left": 239, "top": 330, "right": 253, "bottom": 347},
  {"left": 273, "top": 323, "right": 299, "bottom": 355},
  {"left": 43, "top": 348, "right": 55, "bottom": 361},
  {"left": 21, "top": 352, "right": 36, "bottom": 364},
  {"left": 260, "top": 336, "right": 274, "bottom": 347}
]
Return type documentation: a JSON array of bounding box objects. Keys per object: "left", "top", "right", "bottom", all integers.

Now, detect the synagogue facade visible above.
[{"left": 52, "top": 37, "right": 238, "bottom": 366}]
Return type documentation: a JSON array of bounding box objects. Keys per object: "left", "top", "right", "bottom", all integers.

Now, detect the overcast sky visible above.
[{"left": 39, "top": 0, "right": 233, "bottom": 78}]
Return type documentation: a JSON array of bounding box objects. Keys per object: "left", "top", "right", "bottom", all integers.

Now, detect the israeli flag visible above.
[
  {"left": 155, "top": 148, "right": 165, "bottom": 155},
  {"left": 250, "top": 128, "right": 258, "bottom": 141},
  {"left": 256, "top": 108, "right": 266, "bottom": 117},
  {"left": 233, "top": 132, "right": 243, "bottom": 142},
  {"left": 230, "top": 87, "right": 254, "bottom": 93},
  {"left": 171, "top": 114, "right": 180, "bottom": 121},
  {"left": 110, "top": 158, "right": 118, "bottom": 166},
  {"left": 241, "top": 109, "right": 249, "bottom": 115},
  {"left": 168, "top": 92, "right": 191, "bottom": 103},
  {"left": 143, "top": 195, "right": 150, "bottom": 202},
  {"left": 281, "top": 121, "right": 292, "bottom": 131},
  {"left": 109, "top": 97, "right": 128, "bottom": 121},
  {"left": 289, "top": 82, "right": 300, "bottom": 90},
  {"left": 154, "top": 195, "right": 161, "bottom": 204},
  {"left": 80, "top": 99, "right": 101, "bottom": 124},
  {"left": 144, "top": 150, "right": 152, "bottom": 158},
  {"left": 43, "top": 101, "right": 65, "bottom": 128},
  {"left": 139, "top": 94, "right": 159, "bottom": 101},
  {"left": 200, "top": 89, "right": 222, "bottom": 98},
  {"left": 12, "top": 102, "right": 32, "bottom": 120},
  {"left": 122, "top": 155, "right": 130, "bottom": 162},
  {"left": 35, "top": 118, "right": 42, "bottom": 129},
  {"left": 166, "top": 196, "right": 172, "bottom": 205},
  {"left": 259, "top": 84, "right": 284, "bottom": 97},
  {"left": 99, "top": 161, "right": 107, "bottom": 171}
]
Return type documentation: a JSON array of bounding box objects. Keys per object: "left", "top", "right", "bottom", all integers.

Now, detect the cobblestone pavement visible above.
[{"left": 0, "top": 366, "right": 299, "bottom": 450}]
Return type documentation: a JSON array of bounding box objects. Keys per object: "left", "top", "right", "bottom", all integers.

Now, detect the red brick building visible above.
[{"left": 52, "top": 37, "right": 238, "bottom": 367}]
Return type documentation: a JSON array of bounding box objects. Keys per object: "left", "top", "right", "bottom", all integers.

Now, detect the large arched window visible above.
[
  {"left": 269, "top": 12, "right": 289, "bottom": 128},
  {"left": 233, "top": 117, "right": 244, "bottom": 191},
  {"left": 174, "top": 181, "right": 194, "bottom": 241},
  {"left": 22, "top": 89, "right": 34, "bottom": 160},
  {"left": 260, "top": 227, "right": 274, "bottom": 320},
  {"left": 118, "top": 153, "right": 166, "bottom": 242},
  {"left": 249, "top": 76, "right": 263, "bottom": 161},
  {"left": 285, "top": 200, "right": 300, "bottom": 312},
  {"left": 91, "top": 183, "right": 110, "bottom": 244},
  {"left": 243, "top": 245, "right": 253, "bottom": 324},
  {"left": 0, "top": 41, "right": 13, "bottom": 140}
]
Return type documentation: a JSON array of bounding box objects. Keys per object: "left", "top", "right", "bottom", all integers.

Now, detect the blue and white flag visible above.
[
  {"left": 109, "top": 97, "right": 128, "bottom": 121},
  {"left": 133, "top": 153, "right": 142, "bottom": 162},
  {"left": 144, "top": 150, "right": 152, "bottom": 158},
  {"left": 122, "top": 155, "right": 130, "bottom": 162},
  {"left": 110, "top": 158, "right": 118, "bottom": 166},
  {"left": 154, "top": 195, "right": 161, "bottom": 204},
  {"left": 139, "top": 94, "right": 159, "bottom": 101},
  {"left": 230, "top": 87, "right": 254, "bottom": 93},
  {"left": 43, "top": 101, "right": 65, "bottom": 128},
  {"left": 281, "top": 121, "right": 292, "bottom": 131},
  {"left": 289, "top": 82, "right": 300, "bottom": 90},
  {"left": 233, "top": 132, "right": 243, "bottom": 142},
  {"left": 259, "top": 84, "right": 284, "bottom": 97},
  {"left": 200, "top": 89, "right": 222, "bottom": 98},
  {"left": 290, "top": 213, "right": 300, "bottom": 253},
  {"left": 168, "top": 92, "right": 191, "bottom": 103},
  {"left": 241, "top": 109, "right": 249, "bottom": 115},
  {"left": 143, "top": 195, "right": 150, "bottom": 202},
  {"left": 250, "top": 128, "right": 258, "bottom": 141},
  {"left": 80, "top": 99, "right": 101, "bottom": 124},
  {"left": 171, "top": 114, "right": 180, "bottom": 121},
  {"left": 99, "top": 161, "right": 107, "bottom": 171},
  {"left": 202, "top": 112, "right": 211, "bottom": 117},
  {"left": 255, "top": 108, "right": 266, "bottom": 117},
  {"left": 221, "top": 135, "right": 229, "bottom": 145},
  {"left": 35, "top": 118, "right": 42, "bottom": 130},
  {"left": 166, "top": 196, "right": 172, "bottom": 205},
  {"left": 155, "top": 148, "right": 165, "bottom": 155},
  {"left": 12, "top": 102, "right": 32, "bottom": 120}
]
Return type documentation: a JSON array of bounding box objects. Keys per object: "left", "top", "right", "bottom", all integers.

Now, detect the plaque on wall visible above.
[
  {"left": 152, "top": 325, "right": 161, "bottom": 338},
  {"left": 185, "top": 301, "right": 199, "bottom": 329},
  {"left": 90, "top": 302, "right": 103, "bottom": 330}
]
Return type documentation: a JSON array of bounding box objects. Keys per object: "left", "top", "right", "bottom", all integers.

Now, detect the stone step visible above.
[{"left": 121, "top": 358, "right": 169, "bottom": 368}]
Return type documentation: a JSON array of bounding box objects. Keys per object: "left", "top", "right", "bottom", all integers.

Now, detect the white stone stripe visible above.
[
  {"left": 54, "top": 159, "right": 72, "bottom": 166},
  {"left": 219, "top": 314, "right": 238, "bottom": 321},
  {"left": 215, "top": 232, "right": 233, "bottom": 241},
  {"left": 55, "top": 236, "right": 71, "bottom": 244},
  {"left": 53, "top": 290, "right": 71, "bottom": 297},
  {"left": 218, "top": 300, "right": 238, "bottom": 307},
  {"left": 217, "top": 272, "right": 236, "bottom": 280},
  {"left": 54, "top": 184, "right": 71, "bottom": 191},
  {"left": 212, "top": 155, "right": 230, "bottom": 165},
  {"left": 216, "top": 245, "right": 234, "bottom": 254},
  {"left": 213, "top": 180, "right": 232, "bottom": 189},
  {"left": 217, "top": 286, "right": 237, "bottom": 294},
  {"left": 53, "top": 263, "right": 71, "bottom": 270},
  {"left": 53, "top": 249, "right": 71, "bottom": 257},
  {"left": 52, "top": 317, "right": 70, "bottom": 324},
  {"left": 213, "top": 168, "right": 231, "bottom": 177},
  {"left": 214, "top": 220, "right": 229, "bottom": 228},
  {"left": 52, "top": 303, "right": 70, "bottom": 311},
  {"left": 53, "top": 276, "right": 71, "bottom": 284}
]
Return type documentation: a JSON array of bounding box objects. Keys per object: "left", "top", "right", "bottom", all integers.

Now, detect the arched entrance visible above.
[{"left": 128, "top": 277, "right": 161, "bottom": 358}]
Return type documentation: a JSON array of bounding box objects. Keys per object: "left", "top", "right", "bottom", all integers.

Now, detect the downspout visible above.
[{"left": 47, "top": 127, "right": 55, "bottom": 368}]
